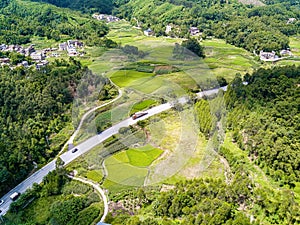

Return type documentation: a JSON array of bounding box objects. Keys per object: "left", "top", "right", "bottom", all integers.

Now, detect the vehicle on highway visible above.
[
  {"left": 10, "top": 192, "right": 20, "bottom": 201},
  {"left": 0, "top": 200, "right": 4, "bottom": 205},
  {"left": 132, "top": 112, "right": 148, "bottom": 120},
  {"left": 71, "top": 148, "right": 78, "bottom": 153}
]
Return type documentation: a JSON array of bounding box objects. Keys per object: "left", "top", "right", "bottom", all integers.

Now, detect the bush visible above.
[{"left": 74, "top": 205, "right": 101, "bottom": 225}]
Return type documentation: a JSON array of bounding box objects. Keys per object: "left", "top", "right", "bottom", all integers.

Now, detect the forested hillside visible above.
[
  {"left": 0, "top": 59, "right": 113, "bottom": 196},
  {"left": 225, "top": 66, "right": 300, "bottom": 186},
  {"left": 115, "top": 0, "right": 299, "bottom": 52},
  {"left": 30, "top": 0, "right": 114, "bottom": 14},
  {"left": 0, "top": 0, "right": 109, "bottom": 44}
]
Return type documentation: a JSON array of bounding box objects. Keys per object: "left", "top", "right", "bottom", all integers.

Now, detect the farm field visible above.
[
  {"left": 86, "top": 21, "right": 261, "bottom": 97},
  {"left": 103, "top": 145, "right": 163, "bottom": 187},
  {"left": 289, "top": 36, "right": 300, "bottom": 56}
]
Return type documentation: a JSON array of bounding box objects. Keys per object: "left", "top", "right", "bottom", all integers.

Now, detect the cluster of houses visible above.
[
  {"left": 259, "top": 49, "right": 293, "bottom": 62},
  {"left": 0, "top": 44, "right": 53, "bottom": 69},
  {"left": 145, "top": 25, "right": 201, "bottom": 37},
  {"left": 92, "top": 13, "right": 120, "bottom": 23},
  {"left": 0, "top": 39, "right": 84, "bottom": 69},
  {"left": 0, "top": 44, "right": 35, "bottom": 56},
  {"left": 58, "top": 40, "right": 84, "bottom": 57}
]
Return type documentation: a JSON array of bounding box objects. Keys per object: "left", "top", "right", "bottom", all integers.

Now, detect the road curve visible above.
[
  {"left": 67, "top": 176, "right": 109, "bottom": 223},
  {"left": 0, "top": 85, "right": 227, "bottom": 215}
]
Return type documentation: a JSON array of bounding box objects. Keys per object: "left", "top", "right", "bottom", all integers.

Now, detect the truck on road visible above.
[{"left": 132, "top": 112, "right": 148, "bottom": 120}]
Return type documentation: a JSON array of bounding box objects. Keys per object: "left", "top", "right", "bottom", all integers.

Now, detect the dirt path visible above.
[
  {"left": 219, "top": 155, "right": 232, "bottom": 185},
  {"left": 59, "top": 80, "right": 122, "bottom": 155},
  {"left": 68, "top": 176, "right": 109, "bottom": 223}
]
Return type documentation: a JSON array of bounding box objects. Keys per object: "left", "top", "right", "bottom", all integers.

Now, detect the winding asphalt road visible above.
[{"left": 0, "top": 86, "right": 227, "bottom": 215}]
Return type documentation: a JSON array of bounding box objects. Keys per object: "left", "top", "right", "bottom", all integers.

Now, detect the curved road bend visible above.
[{"left": 0, "top": 86, "right": 227, "bottom": 215}]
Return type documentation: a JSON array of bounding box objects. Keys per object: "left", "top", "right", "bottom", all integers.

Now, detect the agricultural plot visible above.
[
  {"left": 289, "top": 36, "right": 300, "bottom": 57},
  {"left": 109, "top": 70, "right": 154, "bottom": 87},
  {"left": 126, "top": 145, "right": 163, "bottom": 167},
  {"left": 103, "top": 145, "right": 163, "bottom": 187},
  {"left": 104, "top": 155, "right": 148, "bottom": 187},
  {"left": 203, "top": 38, "right": 259, "bottom": 80}
]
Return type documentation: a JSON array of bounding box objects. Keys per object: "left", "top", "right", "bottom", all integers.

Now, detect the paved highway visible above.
[{"left": 0, "top": 86, "right": 227, "bottom": 215}]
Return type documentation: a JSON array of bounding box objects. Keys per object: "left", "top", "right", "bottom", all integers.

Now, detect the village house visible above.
[
  {"left": 30, "top": 51, "right": 45, "bottom": 61},
  {"left": 287, "top": 18, "right": 296, "bottom": 24},
  {"left": 190, "top": 27, "right": 200, "bottom": 36},
  {"left": 67, "top": 40, "right": 83, "bottom": 48},
  {"left": 21, "top": 61, "right": 29, "bottom": 67},
  {"left": 0, "top": 58, "right": 10, "bottom": 64},
  {"left": 36, "top": 60, "right": 49, "bottom": 70},
  {"left": 280, "top": 49, "right": 292, "bottom": 57},
  {"left": 259, "top": 50, "right": 278, "bottom": 61},
  {"left": 67, "top": 47, "right": 77, "bottom": 56},
  {"left": 24, "top": 45, "right": 35, "bottom": 56},
  {"left": 165, "top": 25, "right": 172, "bottom": 34},
  {"left": 59, "top": 42, "right": 67, "bottom": 51},
  {"left": 0, "top": 44, "right": 7, "bottom": 51},
  {"left": 144, "top": 28, "right": 154, "bottom": 36}
]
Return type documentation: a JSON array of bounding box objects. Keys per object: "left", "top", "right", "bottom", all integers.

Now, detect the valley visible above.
[{"left": 0, "top": 0, "right": 299, "bottom": 224}]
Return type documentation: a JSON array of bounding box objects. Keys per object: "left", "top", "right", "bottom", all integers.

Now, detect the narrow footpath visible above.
[
  {"left": 59, "top": 82, "right": 122, "bottom": 155},
  {"left": 68, "top": 176, "right": 109, "bottom": 223}
]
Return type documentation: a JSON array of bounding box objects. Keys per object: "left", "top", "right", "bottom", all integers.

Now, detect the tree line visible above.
[{"left": 225, "top": 65, "right": 300, "bottom": 187}]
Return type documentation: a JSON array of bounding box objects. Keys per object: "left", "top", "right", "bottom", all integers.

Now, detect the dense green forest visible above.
[
  {"left": 225, "top": 66, "right": 300, "bottom": 186},
  {"left": 0, "top": 59, "right": 113, "bottom": 196},
  {"left": 115, "top": 0, "right": 299, "bottom": 52},
  {"left": 0, "top": 0, "right": 109, "bottom": 44},
  {"left": 105, "top": 169, "right": 299, "bottom": 224}
]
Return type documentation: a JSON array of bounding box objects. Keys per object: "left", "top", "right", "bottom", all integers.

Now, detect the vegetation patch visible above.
[
  {"left": 130, "top": 99, "right": 157, "bottom": 115},
  {"left": 86, "top": 170, "right": 104, "bottom": 183}
]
